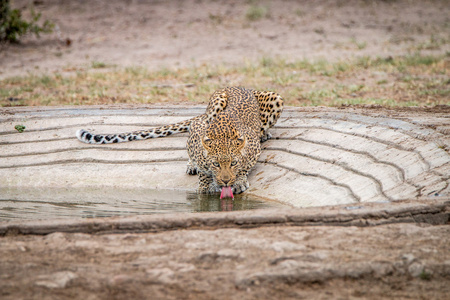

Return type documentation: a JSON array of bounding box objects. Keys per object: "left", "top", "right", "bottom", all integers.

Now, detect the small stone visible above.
[
  {"left": 401, "top": 254, "right": 415, "bottom": 264},
  {"left": 217, "top": 249, "right": 242, "bottom": 260},
  {"left": 408, "top": 262, "right": 425, "bottom": 277},
  {"left": 35, "top": 271, "right": 78, "bottom": 289},
  {"left": 44, "top": 232, "right": 69, "bottom": 248},
  {"left": 271, "top": 241, "right": 306, "bottom": 252},
  {"left": 146, "top": 268, "right": 175, "bottom": 284},
  {"left": 110, "top": 274, "right": 133, "bottom": 285},
  {"left": 371, "top": 262, "right": 394, "bottom": 277}
]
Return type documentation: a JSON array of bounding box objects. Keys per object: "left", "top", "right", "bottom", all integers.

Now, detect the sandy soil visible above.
[
  {"left": 1, "top": 0, "right": 449, "bottom": 79},
  {"left": 1, "top": 200, "right": 449, "bottom": 300},
  {"left": 1, "top": 223, "right": 449, "bottom": 300}
]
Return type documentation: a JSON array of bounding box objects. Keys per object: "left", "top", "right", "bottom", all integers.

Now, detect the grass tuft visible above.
[
  {"left": 246, "top": 4, "right": 268, "bottom": 21},
  {"left": 91, "top": 61, "right": 107, "bottom": 69},
  {"left": 1, "top": 54, "right": 448, "bottom": 107}
]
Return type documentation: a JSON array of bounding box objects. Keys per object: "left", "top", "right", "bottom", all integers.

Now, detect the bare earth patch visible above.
[
  {"left": 1, "top": 0, "right": 449, "bottom": 107},
  {"left": 2, "top": 0, "right": 449, "bottom": 76},
  {"left": 1, "top": 200, "right": 449, "bottom": 300}
]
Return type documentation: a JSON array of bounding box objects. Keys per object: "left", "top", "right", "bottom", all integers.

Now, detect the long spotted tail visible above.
[{"left": 76, "top": 117, "right": 198, "bottom": 144}]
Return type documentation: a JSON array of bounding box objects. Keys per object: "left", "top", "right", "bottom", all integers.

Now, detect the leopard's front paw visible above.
[
  {"left": 186, "top": 160, "right": 198, "bottom": 175},
  {"left": 197, "top": 184, "right": 221, "bottom": 194},
  {"left": 260, "top": 132, "right": 272, "bottom": 143},
  {"left": 233, "top": 178, "right": 250, "bottom": 194},
  {"left": 186, "top": 165, "right": 198, "bottom": 175},
  {"left": 197, "top": 173, "right": 220, "bottom": 194}
]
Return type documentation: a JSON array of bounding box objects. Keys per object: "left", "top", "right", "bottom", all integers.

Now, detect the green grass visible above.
[
  {"left": 245, "top": 4, "right": 269, "bottom": 21},
  {"left": 350, "top": 38, "right": 367, "bottom": 50},
  {"left": 91, "top": 61, "right": 107, "bottom": 69},
  {"left": 410, "top": 35, "right": 449, "bottom": 51},
  {"left": 419, "top": 269, "right": 432, "bottom": 281},
  {"left": 1, "top": 53, "right": 449, "bottom": 107},
  {"left": 294, "top": 9, "right": 304, "bottom": 17}
]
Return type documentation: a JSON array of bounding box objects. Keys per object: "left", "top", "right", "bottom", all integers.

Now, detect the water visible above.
[{"left": 0, "top": 187, "right": 287, "bottom": 220}]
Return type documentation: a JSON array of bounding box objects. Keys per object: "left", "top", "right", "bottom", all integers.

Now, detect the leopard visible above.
[{"left": 76, "top": 86, "right": 283, "bottom": 197}]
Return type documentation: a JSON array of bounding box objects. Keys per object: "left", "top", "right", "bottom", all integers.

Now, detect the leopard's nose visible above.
[{"left": 222, "top": 179, "right": 230, "bottom": 186}]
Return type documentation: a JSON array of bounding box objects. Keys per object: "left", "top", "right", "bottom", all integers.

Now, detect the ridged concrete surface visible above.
[{"left": 1, "top": 105, "right": 449, "bottom": 208}]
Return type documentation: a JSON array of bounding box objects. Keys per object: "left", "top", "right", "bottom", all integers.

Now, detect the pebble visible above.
[{"left": 35, "top": 271, "right": 78, "bottom": 289}]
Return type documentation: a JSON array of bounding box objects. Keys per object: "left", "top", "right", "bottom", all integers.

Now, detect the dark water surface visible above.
[{"left": 0, "top": 187, "right": 287, "bottom": 220}]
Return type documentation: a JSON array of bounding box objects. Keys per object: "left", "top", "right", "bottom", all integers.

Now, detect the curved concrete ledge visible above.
[
  {"left": 0, "top": 199, "right": 448, "bottom": 236},
  {"left": 1, "top": 105, "right": 449, "bottom": 208}
]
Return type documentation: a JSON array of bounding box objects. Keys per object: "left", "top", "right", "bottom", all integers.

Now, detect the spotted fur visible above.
[{"left": 76, "top": 87, "right": 283, "bottom": 194}]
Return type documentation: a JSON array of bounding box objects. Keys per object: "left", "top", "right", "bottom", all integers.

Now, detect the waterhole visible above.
[{"left": 0, "top": 187, "right": 288, "bottom": 220}]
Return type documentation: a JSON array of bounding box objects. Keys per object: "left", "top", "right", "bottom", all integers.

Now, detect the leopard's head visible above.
[{"left": 201, "top": 135, "right": 246, "bottom": 188}]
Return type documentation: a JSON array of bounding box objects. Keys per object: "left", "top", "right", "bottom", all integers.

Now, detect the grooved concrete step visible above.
[{"left": 1, "top": 106, "right": 449, "bottom": 209}]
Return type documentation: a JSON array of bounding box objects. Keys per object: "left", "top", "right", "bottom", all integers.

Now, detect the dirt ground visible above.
[
  {"left": 1, "top": 0, "right": 449, "bottom": 299},
  {"left": 1, "top": 223, "right": 449, "bottom": 300},
  {"left": 1, "top": 0, "right": 449, "bottom": 79},
  {"left": 1, "top": 200, "right": 450, "bottom": 300}
]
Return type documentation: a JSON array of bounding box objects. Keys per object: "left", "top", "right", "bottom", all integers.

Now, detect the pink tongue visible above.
[{"left": 220, "top": 186, "right": 234, "bottom": 199}]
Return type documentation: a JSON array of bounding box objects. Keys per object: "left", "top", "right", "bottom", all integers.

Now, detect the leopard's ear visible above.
[{"left": 202, "top": 135, "right": 212, "bottom": 151}]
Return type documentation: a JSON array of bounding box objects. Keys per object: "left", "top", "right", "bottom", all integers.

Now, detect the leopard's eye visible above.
[
  {"left": 212, "top": 162, "right": 220, "bottom": 167},
  {"left": 230, "top": 161, "right": 237, "bottom": 166}
]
